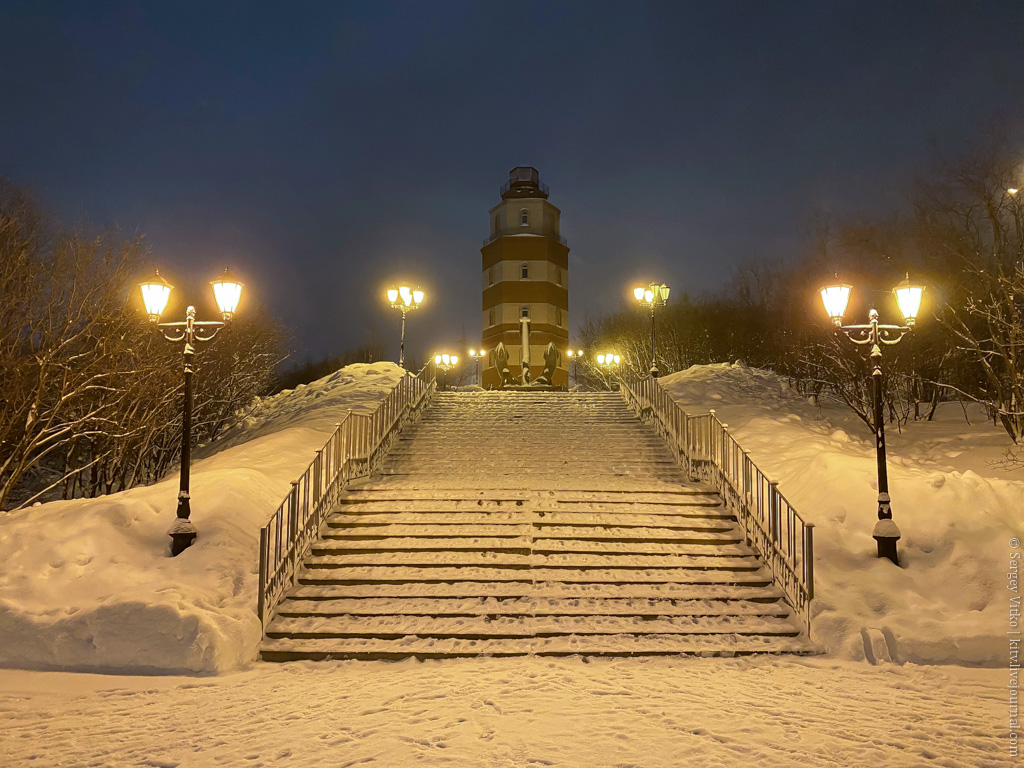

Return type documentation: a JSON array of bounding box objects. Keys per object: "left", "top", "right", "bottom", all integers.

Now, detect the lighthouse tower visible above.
[{"left": 481, "top": 167, "right": 569, "bottom": 388}]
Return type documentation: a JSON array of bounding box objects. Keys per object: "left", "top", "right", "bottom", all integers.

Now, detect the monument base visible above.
[{"left": 499, "top": 384, "right": 565, "bottom": 392}]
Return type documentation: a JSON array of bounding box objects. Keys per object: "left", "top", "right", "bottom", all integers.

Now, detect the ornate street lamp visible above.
[
  {"left": 468, "top": 348, "right": 486, "bottom": 386},
  {"left": 566, "top": 348, "right": 584, "bottom": 387},
  {"left": 433, "top": 352, "right": 458, "bottom": 391},
  {"left": 633, "top": 283, "right": 670, "bottom": 378},
  {"left": 818, "top": 273, "right": 925, "bottom": 565},
  {"left": 139, "top": 267, "right": 244, "bottom": 556},
  {"left": 595, "top": 352, "right": 621, "bottom": 391},
  {"left": 387, "top": 285, "right": 424, "bottom": 368}
]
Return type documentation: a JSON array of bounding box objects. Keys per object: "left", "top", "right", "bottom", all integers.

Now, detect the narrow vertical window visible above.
[
  {"left": 521, "top": 305, "right": 530, "bottom": 319},
  {"left": 521, "top": 262, "right": 529, "bottom": 280},
  {"left": 489, "top": 308, "right": 496, "bottom": 326},
  {"left": 520, "top": 209, "right": 528, "bottom": 226},
  {"left": 555, "top": 309, "right": 562, "bottom": 327},
  {"left": 488, "top": 266, "right": 495, "bottom": 285}
]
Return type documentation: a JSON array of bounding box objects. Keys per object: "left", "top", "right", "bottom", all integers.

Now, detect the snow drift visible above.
[
  {"left": 0, "top": 363, "right": 406, "bottom": 674},
  {"left": 660, "top": 362, "right": 1023, "bottom": 666}
]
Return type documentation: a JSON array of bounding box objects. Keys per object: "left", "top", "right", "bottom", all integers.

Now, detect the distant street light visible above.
[
  {"left": 468, "top": 348, "right": 486, "bottom": 386},
  {"left": 433, "top": 352, "right": 458, "bottom": 391},
  {"left": 633, "top": 283, "right": 670, "bottom": 378},
  {"left": 387, "top": 285, "right": 424, "bottom": 368},
  {"left": 566, "top": 348, "right": 584, "bottom": 387},
  {"left": 818, "top": 273, "right": 925, "bottom": 565},
  {"left": 138, "top": 267, "right": 244, "bottom": 556}
]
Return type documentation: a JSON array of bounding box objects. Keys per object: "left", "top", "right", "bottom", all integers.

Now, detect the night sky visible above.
[{"left": 2, "top": 1, "right": 1023, "bottom": 364}]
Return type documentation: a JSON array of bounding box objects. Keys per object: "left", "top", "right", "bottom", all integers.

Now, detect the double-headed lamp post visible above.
[
  {"left": 633, "top": 283, "right": 670, "bottom": 378},
  {"left": 433, "top": 353, "right": 458, "bottom": 391},
  {"left": 139, "top": 268, "right": 244, "bottom": 556},
  {"left": 387, "top": 285, "right": 424, "bottom": 368},
  {"left": 566, "top": 348, "right": 584, "bottom": 387},
  {"left": 468, "top": 348, "right": 486, "bottom": 386},
  {"left": 818, "top": 274, "right": 925, "bottom": 565},
  {"left": 596, "top": 352, "right": 621, "bottom": 391}
]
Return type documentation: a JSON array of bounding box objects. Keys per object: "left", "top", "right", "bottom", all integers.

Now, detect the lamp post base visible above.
[
  {"left": 168, "top": 517, "right": 198, "bottom": 557},
  {"left": 872, "top": 517, "right": 901, "bottom": 565}
]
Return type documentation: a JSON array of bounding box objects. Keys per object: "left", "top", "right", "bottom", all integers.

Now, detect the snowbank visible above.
[
  {"left": 661, "top": 362, "right": 1023, "bottom": 666},
  {"left": 0, "top": 363, "right": 406, "bottom": 674}
]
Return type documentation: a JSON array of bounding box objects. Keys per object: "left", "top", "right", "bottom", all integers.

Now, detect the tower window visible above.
[
  {"left": 520, "top": 209, "right": 528, "bottom": 226},
  {"left": 521, "top": 262, "right": 529, "bottom": 279},
  {"left": 555, "top": 267, "right": 562, "bottom": 286},
  {"left": 521, "top": 305, "right": 530, "bottom": 319},
  {"left": 488, "top": 266, "right": 495, "bottom": 285},
  {"left": 556, "top": 309, "right": 563, "bottom": 327},
  {"left": 489, "top": 308, "right": 496, "bottom": 326}
]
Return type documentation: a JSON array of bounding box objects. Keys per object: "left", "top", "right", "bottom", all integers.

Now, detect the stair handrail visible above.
[
  {"left": 257, "top": 368, "right": 437, "bottom": 627},
  {"left": 620, "top": 375, "right": 815, "bottom": 635}
]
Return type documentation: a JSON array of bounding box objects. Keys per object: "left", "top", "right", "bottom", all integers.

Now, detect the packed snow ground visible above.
[
  {"left": 0, "top": 658, "right": 1010, "bottom": 767},
  {"left": 0, "top": 363, "right": 406, "bottom": 674},
  {"left": 661, "top": 363, "right": 1023, "bottom": 667}
]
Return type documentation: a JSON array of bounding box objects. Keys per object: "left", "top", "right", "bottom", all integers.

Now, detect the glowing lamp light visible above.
[
  {"left": 644, "top": 288, "right": 654, "bottom": 303},
  {"left": 139, "top": 270, "right": 173, "bottom": 321},
  {"left": 893, "top": 275, "right": 925, "bottom": 326},
  {"left": 819, "top": 283, "right": 852, "bottom": 326},
  {"left": 387, "top": 288, "right": 399, "bottom": 303},
  {"left": 577, "top": 349, "right": 583, "bottom": 356},
  {"left": 1009, "top": 188, "right": 1020, "bottom": 196},
  {"left": 597, "top": 354, "right": 606, "bottom": 365},
  {"left": 633, "top": 287, "right": 645, "bottom": 301},
  {"left": 210, "top": 268, "right": 244, "bottom": 318},
  {"left": 479, "top": 349, "right": 485, "bottom": 357},
  {"left": 434, "top": 354, "right": 442, "bottom": 365},
  {"left": 413, "top": 289, "right": 424, "bottom": 304}
]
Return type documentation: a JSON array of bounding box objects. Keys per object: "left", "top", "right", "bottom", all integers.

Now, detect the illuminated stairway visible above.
[{"left": 260, "top": 392, "right": 813, "bottom": 660}]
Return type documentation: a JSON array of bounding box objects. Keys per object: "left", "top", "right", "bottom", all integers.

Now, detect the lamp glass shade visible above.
[
  {"left": 819, "top": 284, "right": 852, "bottom": 323},
  {"left": 660, "top": 284, "right": 670, "bottom": 301},
  {"left": 577, "top": 350, "right": 583, "bottom": 356},
  {"left": 893, "top": 278, "right": 924, "bottom": 324},
  {"left": 434, "top": 355, "right": 442, "bottom": 365},
  {"left": 633, "top": 287, "right": 645, "bottom": 301},
  {"left": 597, "top": 354, "right": 605, "bottom": 364},
  {"left": 210, "top": 269, "right": 244, "bottom": 315},
  {"left": 441, "top": 354, "right": 450, "bottom": 365},
  {"left": 480, "top": 349, "right": 486, "bottom": 357},
  {"left": 387, "top": 288, "right": 399, "bottom": 303},
  {"left": 614, "top": 355, "right": 621, "bottom": 364},
  {"left": 644, "top": 288, "right": 654, "bottom": 303},
  {"left": 451, "top": 355, "right": 459, "bottom": 365},
  {"left": 412, "top": 289, "right": 424, "bottom": 305},
  {"left": 139, "top": 271, "right": 173, "bottom": 318}
]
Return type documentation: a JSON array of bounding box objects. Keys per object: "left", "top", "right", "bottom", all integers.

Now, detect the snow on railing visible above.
[
  {"left": 257, "top": 370, "right": 436, "bottom": 627},
  {"left": 620, "top": 376, "right": 815, "bottom": 636}
]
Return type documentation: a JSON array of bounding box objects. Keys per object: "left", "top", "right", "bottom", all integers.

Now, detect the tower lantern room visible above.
[{"left": 481, "top": 167, "right": 569, "bottom": 388}]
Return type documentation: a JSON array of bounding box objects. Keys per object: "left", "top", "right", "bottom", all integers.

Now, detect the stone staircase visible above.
[{"left": 260, "top": 391, "right": 813, "bottom": 660}]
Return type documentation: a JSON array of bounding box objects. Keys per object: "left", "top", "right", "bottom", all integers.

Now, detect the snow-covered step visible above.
[
  {"left": 265, "top": 614, "right": 802, "bottom": 640},
  {"left": 283, "top": 582, "right": 789, "bottom": 600},
  {"left": 297, "top": 566, "right": 772, "bottom": 586},
  {"left": 273, "top": 596, "right": 792, "bottom": 618},
  {"left": 260, "top": 634, "right": 815, "bottom": 661}
]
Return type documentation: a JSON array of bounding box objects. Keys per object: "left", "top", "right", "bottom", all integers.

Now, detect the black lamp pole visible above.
[
  {"left": 832, "top": 307, "right": 911, "bottom": 565},
  {"left": 155, "top": 306, "right": 230, "bottom": 556}
]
